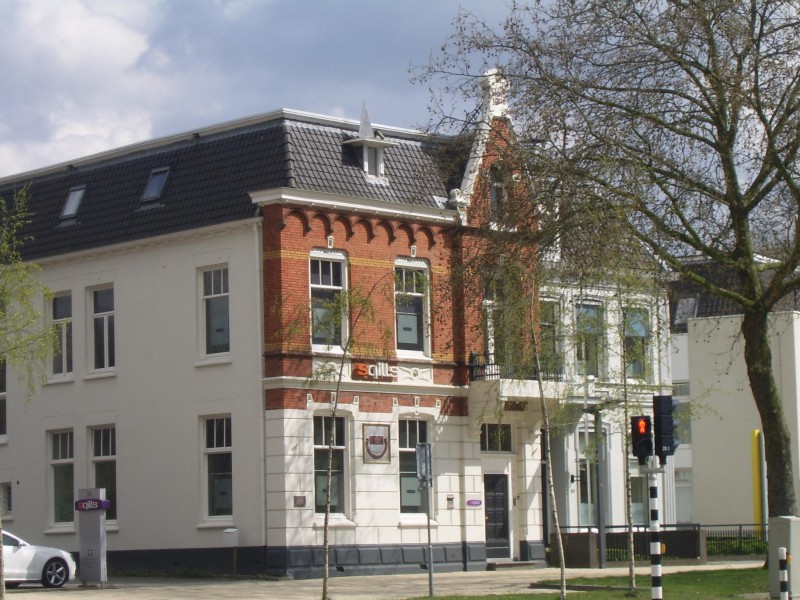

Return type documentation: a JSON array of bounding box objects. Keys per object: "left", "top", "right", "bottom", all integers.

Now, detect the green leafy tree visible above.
[
  {"left": 0, "top": 187, "right": 56, "bottom": 596},
  {"left": 426, "top": 0, "right": 800, "bottom": 519}
]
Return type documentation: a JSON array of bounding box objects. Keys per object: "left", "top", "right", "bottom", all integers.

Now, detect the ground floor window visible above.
[
  {"left": 92, "top": 426, "right": 117, "bottom": 520},
  {"left": 399, "top": 419, "right": 428, "bottom": 513},
  {"left": 50, "top": 430, "right": 74, "bottom": 524},
  {"left": 204, "top": 416, "right": 232, "bottom": 517},
  {"left": 314, "top": 416, "right": 346, "bottom": 513}
]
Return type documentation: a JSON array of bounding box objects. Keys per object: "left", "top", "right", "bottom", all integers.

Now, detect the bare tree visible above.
[{"left": 424, "top": 0, "right": 800, "bottom": 518}]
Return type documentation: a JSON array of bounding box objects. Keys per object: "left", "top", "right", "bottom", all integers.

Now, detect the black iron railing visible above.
[
  {"left": 557, "top": 523, "right": 767, "bottom": 562},
  {"left": 469, "top": 352, "right": 565, "bottom": 382}
]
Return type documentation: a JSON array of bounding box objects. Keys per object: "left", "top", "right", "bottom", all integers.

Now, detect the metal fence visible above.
[
  {"left": 469, "top": 352, "right": 565, "bottom": 382},
  {"left": 558, "top": 523, "right": 766, "bottom": 563},
  {"left": 703, "top": 524, "right": 768, "bottom": 557}
]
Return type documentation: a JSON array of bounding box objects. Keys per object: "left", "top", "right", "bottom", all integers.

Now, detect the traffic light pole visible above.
[{"left": 641, "top": 460, "right": 664, "bottom": 600}]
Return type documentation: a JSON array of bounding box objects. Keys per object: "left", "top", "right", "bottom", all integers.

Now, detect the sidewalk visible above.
[{"left": 8, "top": 561, "right": 764, "bottom": 599}]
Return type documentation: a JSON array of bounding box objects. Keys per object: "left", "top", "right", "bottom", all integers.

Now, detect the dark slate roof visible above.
[
  {"left": 669, "top": 261, "right": 800, "bottom": 332},
  {"left": 0, "top": 111, "right": 451, "bottom": 261}
]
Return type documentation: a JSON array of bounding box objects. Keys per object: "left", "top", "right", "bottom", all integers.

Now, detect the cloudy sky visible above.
[{"left": 0, "top": 0, "right": 505, "bottom": 179}]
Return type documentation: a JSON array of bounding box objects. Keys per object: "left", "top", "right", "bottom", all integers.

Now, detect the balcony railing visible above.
[{"left": 469, "top": 352, "right": 565, "bottom": 382}]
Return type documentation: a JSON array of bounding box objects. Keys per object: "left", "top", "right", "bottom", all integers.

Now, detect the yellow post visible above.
[{"left": 752, "top": 430, "right": 764, "bottom": 530}]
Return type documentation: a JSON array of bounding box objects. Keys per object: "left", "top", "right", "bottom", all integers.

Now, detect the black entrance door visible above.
[{"left": 484, "top": 474, "right": 510, "bottom": 559}]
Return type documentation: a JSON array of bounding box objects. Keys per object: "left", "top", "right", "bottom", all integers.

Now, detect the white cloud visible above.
[{"left": 0, "top": 0, "right": 170, "bottom": 176}]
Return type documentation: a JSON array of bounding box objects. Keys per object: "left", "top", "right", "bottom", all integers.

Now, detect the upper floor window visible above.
[
  {"left": 310, "top": 256, "right": 345, "bottom": 348},
  {"left": 60, "top": 186, "right": 85, "bottom": 220},
  {"left": 205, "top": 416, "right": 232, "bottom": 517},
  {"left": 480, "top": 423, "right": 512, "bottom": 452},
  {"left": 92, "top": 287, "right": 115, "bottom": 371},
  {"left": 395, "top": 264, "right": 429, "bottom": 354},
  {"left": 399, "top": 420, "right": 428, "bottom": 513},
  {"left": 314, "top": 415, "right": 346, "bottom": 514},
  {"left": 202, "top": 267, "right": 230, "bottom": 355},
  {"left": 624, "top": 307, "right": 650, "bottom": 378},
  {"left": 52, "top": 294, "right": 72, "bottom": 377},
  {"left": 576, "top": 303, "right": 602, "bottom": 377},
  {"left": 538, "top": 300, "right": 560, "bottom": 367},
  {"left": 141, "top": 167, "right": 170, "bottom": 202}
]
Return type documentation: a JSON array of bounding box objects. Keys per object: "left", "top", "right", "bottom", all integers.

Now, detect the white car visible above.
[{"left": 2, "top": 530, "right": 77, "bottom": 588}]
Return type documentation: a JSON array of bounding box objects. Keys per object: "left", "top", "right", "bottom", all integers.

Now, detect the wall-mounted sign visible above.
[
  {"left": 363, "top": 424, "right": 391, "bottom": 463},
  {"left": 466, "top": 499, "right": 482, "bottom": 507},
  {"left": 352, "top": 361, "right": 397, "bottom": 381},
  {"left": 75, "top": 498, "right": 111, "bottom": 512}
]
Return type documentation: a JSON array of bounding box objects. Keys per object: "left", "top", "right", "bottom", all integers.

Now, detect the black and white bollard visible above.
[
  {"left": 649, "top": 470, "right": 662, "bottom": 600},
  {"left": 779, "top": 547, "right": 789, "bottom": 600}
]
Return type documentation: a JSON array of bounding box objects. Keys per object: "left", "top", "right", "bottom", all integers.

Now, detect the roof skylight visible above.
[
  {"left": 141, "top": 167, "right": 170, "bottom": 202},
  {"left": 60, "top": 185, "right": 86, "bottom": 220}
]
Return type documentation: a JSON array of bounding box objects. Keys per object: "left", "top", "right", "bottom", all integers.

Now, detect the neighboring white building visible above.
[{"left": 681, "top": 312, "right": 800, "bottom": 526}]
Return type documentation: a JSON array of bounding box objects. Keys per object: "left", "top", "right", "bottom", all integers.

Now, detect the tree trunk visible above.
[{"left": 741, "top": 309, "right": 797, "bottom": 517}]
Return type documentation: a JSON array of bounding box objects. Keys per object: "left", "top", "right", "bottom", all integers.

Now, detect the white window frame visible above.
[
  {"left": 362, "top": 145, "right": 385, "bottom": 179},
  {"left": 394, "top": 258, "right": 430, "bottom": 357},
  {"left": 309, "top": 250, "right": 347, "bottom": 352},
  {"left": 51, "top": 292, "right": 73, "bottom": 379},
  {"left": 313, "top": 415, "right": 348, "bottom": 515},
  {"left": 91, "top": 426, "right": 117, "bottom": 521},
  {"left": 90, "top": 286, "right": 115, "bottom": 373},
  {"left": 203, "top": 416, "right": 232, "bottom": 519},
  {"left": 201, "top": 266, "right": 230, "bottom": 357},
  {"left": 399, "top": 419, "right": 428, "bottom": 513},
  {"left": 480, "top": 423, "right": 513, "bottom": 453},
  {"left": 624, "top": 306, "right": 650, "bottom": 380},
  {"left": 49, "top": 430, "right": 74, "bottom": 525}
]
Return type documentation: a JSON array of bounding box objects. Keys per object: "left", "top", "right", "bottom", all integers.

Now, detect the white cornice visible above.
[
  {"left": 261, "top": 375, "right": 469, "bottom": 397},
  {"left": 250, "top": 187, "right": 457, "bottom": 225}
]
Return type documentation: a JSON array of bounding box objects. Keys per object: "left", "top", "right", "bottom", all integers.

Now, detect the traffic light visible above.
[
  {"left": 630, "top": 415, "right": 652, "bottom": 465},
  {"left": 653, "top": 394, "right": 680, "bottom": 463}
]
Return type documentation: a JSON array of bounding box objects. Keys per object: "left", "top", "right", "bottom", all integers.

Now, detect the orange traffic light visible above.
[{"left": 631, "top": 415, "right": 653, "bottom": 464}]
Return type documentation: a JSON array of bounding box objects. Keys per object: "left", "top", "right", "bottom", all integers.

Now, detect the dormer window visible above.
[
  {"left": 141, "top": 167, "right": 170, "bottom": 202},
  {"left": 61, "top": 185, "right": 86, "bottom": 220},
  {"left": 367, "top": 146, "right": 380, "bottom": 177},
  {"left": 343, "top": 103, "right": 396, "bottom": 183}
]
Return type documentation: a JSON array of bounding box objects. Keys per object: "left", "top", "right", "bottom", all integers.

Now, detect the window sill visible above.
[
  {"left": 365, "top": 174, "right": 389, "bottom": 186},
  {"left": 312, "top": 345, "right": 345, "bottom": 356},
  {"left": 398, "top": 515, "right": 438, "bottom": 528},
  {"left": 395, "top": 351, "right": 431, "bottom": 362},
  {"left": 197, "top": 518, "right": 235, "bottom": 530},
  {"left": 0, "top": 435, "right": 7, "bottom": 446},
  {"left": 195, "top": 355, "right": 232, "bottom": 368},
  {"left": 45, "top": 525, "right": 75, "bottom": 535},
  {"left": 46, "top": 375, "right": 75, "bottom": 385},
  {"left": 313, "top": 515, "right": 356, "bottom": 529},
  {"left": 84, "top": 370, "right": 116, "bottom": 381}
]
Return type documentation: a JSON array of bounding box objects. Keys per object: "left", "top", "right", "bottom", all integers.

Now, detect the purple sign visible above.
[
  {"left": 466, "top": 499, "right": 482, "bottom": 507},
  {"left": 75, "top": 498, "right": 111, "bottom": 512}
]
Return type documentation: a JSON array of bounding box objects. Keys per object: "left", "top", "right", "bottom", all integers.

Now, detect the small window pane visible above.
[{"left": 94, "top": 289, "right": 114, "bottom": 313}]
